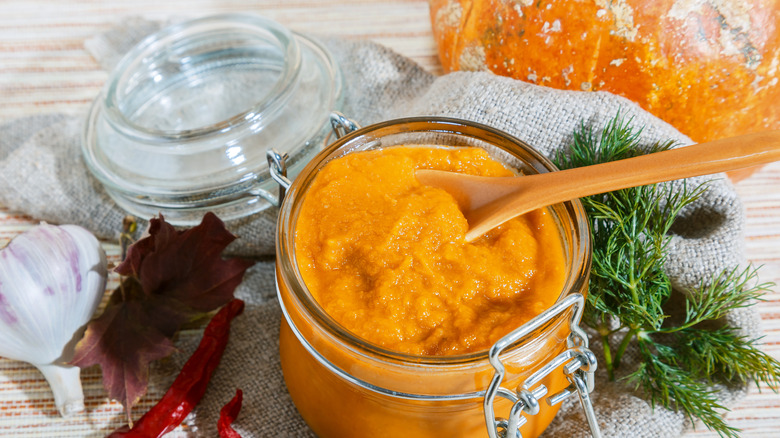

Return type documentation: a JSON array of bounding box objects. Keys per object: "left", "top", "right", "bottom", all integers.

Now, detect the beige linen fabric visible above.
[{"left": 0, "top": 18, "right": 757, "bottom": 437}]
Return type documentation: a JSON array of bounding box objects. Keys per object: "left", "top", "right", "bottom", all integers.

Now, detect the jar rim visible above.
[
  {"left": 101, "top": 13, "right": 302, "bottom": 144},
  {"left": 277, "top": 117, "right": 593, "bottom": 366}
]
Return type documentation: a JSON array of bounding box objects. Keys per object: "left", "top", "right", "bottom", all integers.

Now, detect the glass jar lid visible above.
[{"left": 82, "top": 13, "right": 343, "bottom": 224}]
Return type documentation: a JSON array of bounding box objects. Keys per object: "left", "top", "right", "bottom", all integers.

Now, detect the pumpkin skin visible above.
[{"left": 429, "top": 0, "right": 780, "bottom": 147}]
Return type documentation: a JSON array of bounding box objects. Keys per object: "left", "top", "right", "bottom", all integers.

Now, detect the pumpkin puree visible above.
[{"left": 295, "top": 146, "right": 566, "bottom": 356}]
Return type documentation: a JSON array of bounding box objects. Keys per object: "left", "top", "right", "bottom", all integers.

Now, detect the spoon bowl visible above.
[{"left": 416, "top": 130, "right": 780, "bottom": 241}]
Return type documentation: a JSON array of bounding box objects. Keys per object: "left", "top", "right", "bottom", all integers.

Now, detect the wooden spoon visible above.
[{"left": 416, "top": 130, "right": 780, "bottom": 242}]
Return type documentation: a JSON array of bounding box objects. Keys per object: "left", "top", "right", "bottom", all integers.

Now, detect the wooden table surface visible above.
[{"left": 1, "top": 1, "right": 778, "bottom": 436}]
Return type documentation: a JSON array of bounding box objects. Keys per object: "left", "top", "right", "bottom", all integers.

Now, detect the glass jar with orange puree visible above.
[{"left": 274, "top": 118, "right": 601, "bottom": 438}]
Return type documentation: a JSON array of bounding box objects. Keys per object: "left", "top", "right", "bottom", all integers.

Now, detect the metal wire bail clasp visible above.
[
  {"left": 483, "top": 293, "right": 601, "bottom": 438},
  {"left": 330, "top": 111, "right": 360, "bottom": 139},
  {"left": 266, "top": 149, "right": 292, "bottom": 206}
]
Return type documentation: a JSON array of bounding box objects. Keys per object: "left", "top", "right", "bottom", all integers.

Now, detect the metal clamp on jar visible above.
[{"left": 274, "top": 118, "right": 602, "bottom": 438}]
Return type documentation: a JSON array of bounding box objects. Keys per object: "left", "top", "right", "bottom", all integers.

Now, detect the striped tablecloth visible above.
[{"left": 1, "top": 1, "right": 778, "bottom": 436}]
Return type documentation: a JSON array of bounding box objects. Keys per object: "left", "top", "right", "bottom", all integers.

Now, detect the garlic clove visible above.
[{"left": 0, "top": 223, "right": 107, "bottom": 417}]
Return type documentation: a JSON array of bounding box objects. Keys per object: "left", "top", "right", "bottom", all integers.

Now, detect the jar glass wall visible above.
[{"left": 275, "top": 118, "right": 592, "bottom": 438}]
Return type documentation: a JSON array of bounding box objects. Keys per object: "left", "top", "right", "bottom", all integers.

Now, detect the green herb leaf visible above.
[{"left": 554, "top": 115, "right": 780, "bottom": 437}]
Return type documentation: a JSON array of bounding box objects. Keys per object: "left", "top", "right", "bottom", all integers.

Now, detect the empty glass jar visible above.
[{"left": 82, "top": 14, "right": 343, "bottom": 224}]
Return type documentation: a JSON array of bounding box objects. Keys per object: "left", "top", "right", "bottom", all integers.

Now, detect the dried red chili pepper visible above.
[
  {"left": 107, "top": 299, "right": 245, "bottom": 438},
  {"left": 218, "top": 389, "right": 244, "bottom": 438}
]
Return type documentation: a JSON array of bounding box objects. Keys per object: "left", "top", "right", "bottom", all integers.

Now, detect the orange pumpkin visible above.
[{"left": 429, "top": 0, "right": 779, "bottom": 151}]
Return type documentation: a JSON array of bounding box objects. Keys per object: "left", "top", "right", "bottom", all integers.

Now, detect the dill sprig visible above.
[{"left": 553, "top": 115, "right": 780, "bottom": 437}]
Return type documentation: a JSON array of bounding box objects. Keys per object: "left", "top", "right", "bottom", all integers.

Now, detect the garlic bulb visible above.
[{"left": 0, "top": 223, "right": 107, "bottom": 417}]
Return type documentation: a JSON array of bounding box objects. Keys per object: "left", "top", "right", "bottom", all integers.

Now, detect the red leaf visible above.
[
  {"left": 72, "top": 213, "right": 254, "bottom": 416},
  {"left": 218, "top": 389, "right": 244, "bottom": 438},
  {"left": 109, "top": 299, "right": 244, "bottom": 438},
  {"left": 107, "top": 299, "right": 245, "bottom": 438},
  {"left": 71, "top": 281, "right": 178, "bottom": 413},
  {"left": 116, "top": 213, "right": 254, "bottom": 312}
]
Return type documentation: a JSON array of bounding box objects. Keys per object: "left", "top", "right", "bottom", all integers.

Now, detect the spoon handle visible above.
[
  {"left": 542, "top": 129, "right": 780, "bottom": 201},
  {"left": 465, "top": 130, "right": 780, "bottom": 241}
]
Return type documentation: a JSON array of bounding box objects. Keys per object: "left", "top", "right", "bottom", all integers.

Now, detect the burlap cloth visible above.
[{"left": 0, "top": 17, "right": 761, "bottom": 437}]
